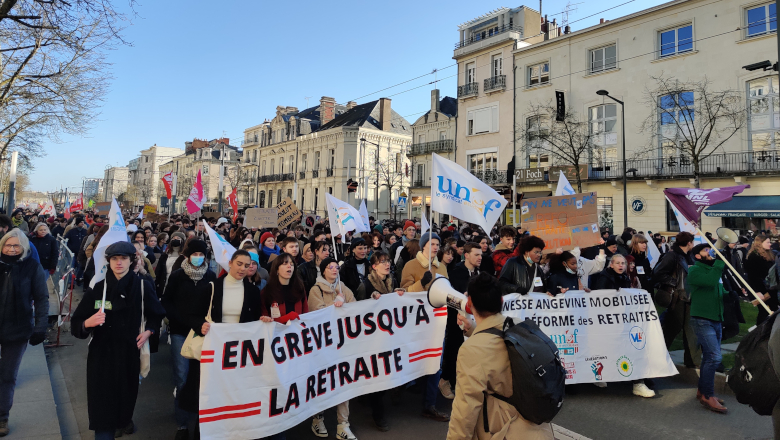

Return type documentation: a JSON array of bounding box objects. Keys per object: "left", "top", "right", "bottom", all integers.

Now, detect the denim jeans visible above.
[
  {"left": 0, "top": 340, "right": 27, "bottom": 421},
  {"left": 170, "top": 334, "right": 190, "bottom": 428},
  {"left": 691, "top": 317, "right": 722, "bottom": 397},
  {"left": 71, "top": 255, "right": 83, "bottom": 281},
  {"left": 423, "top": 371, "right": 442, "bottom": 408}
]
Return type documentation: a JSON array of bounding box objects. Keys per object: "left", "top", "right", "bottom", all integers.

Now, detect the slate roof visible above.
[
  {"left": 440, "top": 96, "right": 458, "bottom": 118},
  {"left": 318, "top": 99, "right": 411, "bottom": 135}
]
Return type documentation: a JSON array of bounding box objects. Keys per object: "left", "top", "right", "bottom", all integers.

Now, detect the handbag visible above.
[
  {"left": 139, "top": 280, "right": 151, "bottom": 378},
  {"left": 181, "top": 282, "right": 215, "bottom": 360}
]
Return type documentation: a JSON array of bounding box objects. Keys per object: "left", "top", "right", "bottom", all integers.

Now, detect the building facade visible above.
[
  {"left": 238, "top": 97, "right": 412, "bottom": 219},
  {"left": 103, "top": 166, "right": 129, "bottom": 202},
  {"left": 137, "top": 145, "right": 184, "bottom": 207},
  {"left": 509, "top": 0, "right": 778, "bottom": 233},
  {"left": 408, "top": 89, "right": 458, "bottom": 219}
]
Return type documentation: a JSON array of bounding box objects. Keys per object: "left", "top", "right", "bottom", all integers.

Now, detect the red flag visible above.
[
  {"left": 70, "top": 193, "right": 83, "bottom": 212},
  {"left": 663, "top": 185, "right": 750, "bottom": 227},
  {"left": 186, "top": 170, "right": 204, "bottom": 214},
  {"left": 227, "top": 187, "right": 238, "bottom": 222},
  {"left": 161, "top": 172, "right": 173, "bottom": 200}
]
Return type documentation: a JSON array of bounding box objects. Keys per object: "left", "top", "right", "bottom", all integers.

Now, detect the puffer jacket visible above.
[
  {"left": 491, "top": 243, "right": 514, "bottom": 275},
  {"left": 308, "top": 276, "right": 356, "bottom": 311}
]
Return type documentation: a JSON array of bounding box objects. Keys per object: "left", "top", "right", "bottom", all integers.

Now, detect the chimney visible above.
[
  {"left": 320, "top": 96, "right": 336, "bottom": 126},
  {"left": 600, "top": 18, "right": 605, "bottom": 24},
  {"left": 346, "top": 101, "right": 357, "bottom": 110},
  {"left": 431, "top": 89, "right": 440, "bottom": 112},
  {"left": 379, "top": 98, "right": 392, "bottom": 131}
]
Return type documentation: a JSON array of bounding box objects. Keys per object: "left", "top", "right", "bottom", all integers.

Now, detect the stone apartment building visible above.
[
  {"left": 237, "top": 96, "right": 412, "bottom": 219},
  {"left": 509, "top": 0, "right": 779, "bottom": 233},
  {"left": 103, "top": 166, "right": 129, "bottom": 202},
  {"left": 136, "top": 145, "right": 185, "bottom": 207},
  {"left": 408, "top": 89, "right": 458, "bottom": 219}
]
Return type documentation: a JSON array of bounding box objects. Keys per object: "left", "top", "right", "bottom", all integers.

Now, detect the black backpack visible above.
[
  {"left": 727, "top": 312, "right": 780, "bottom": 415},
  {"left": 478, "top": 317, "right": 566, "bottom": 427}
]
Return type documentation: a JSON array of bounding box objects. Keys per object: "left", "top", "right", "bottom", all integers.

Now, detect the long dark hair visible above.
[
  {"left": 548, "top": 251, "right": 576, "bottom": 274},
  {"left": 263, "top": 253, "right": 305, "bottom": 308}
]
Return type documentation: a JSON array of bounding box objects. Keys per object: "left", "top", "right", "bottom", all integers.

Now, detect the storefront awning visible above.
[{"left": 704, "top": 196, "right": 780, "bottom": 218}]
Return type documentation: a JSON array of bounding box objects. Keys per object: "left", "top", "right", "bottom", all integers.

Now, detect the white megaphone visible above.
[{"left": 427, "top": 276, "right": 470, "bottom": 314}]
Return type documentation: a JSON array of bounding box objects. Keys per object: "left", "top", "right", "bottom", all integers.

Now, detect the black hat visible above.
[
  {"left": 606, "top": 236, "right": 618, "bottom": 247},
  {"left": 349, "top": 237, "right": 366, "bottom": 251},
  {"left": 738, "top": 235, "right": 750, "bottom": 245},
  {"left": 184, "top": 239, "right": 208, "bottom": 257},
  {"left": 320, "top": 257, "right": 339, "bottom": 274},
  {"left": 104, "top": 241, "right": 137, "bottom": 258}
]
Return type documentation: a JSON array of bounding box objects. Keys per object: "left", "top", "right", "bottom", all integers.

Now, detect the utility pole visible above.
[
  {"left": 218, "top": 144, "right": 225, "bottom": 213},
  {"left": 6, "top": 152, "right": 17, "bottom": 214}
]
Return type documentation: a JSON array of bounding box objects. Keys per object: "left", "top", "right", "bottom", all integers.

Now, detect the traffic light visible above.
[{"left": 347, "top": 179, "right": 358, "bottom": 193}]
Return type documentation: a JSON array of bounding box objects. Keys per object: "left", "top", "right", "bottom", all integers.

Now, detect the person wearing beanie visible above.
[
  {"left": 403, "top": 221, "right": 417, "bottom": 244},
  {"left": 400, "top": 231, "right": 450, "bottom": 422},
  {"left": 339, "top": 237, "right": 370, "bottom": 300},
  {"left": 160, "top": 239, "right": 216, "bottom": 438},
  {"left": 605, "top": 236, "right": 619, "bottom": 258},
  {"left": 258, "top": 231, "right": 280, "bottom": 271},
  {"left": 615, "top": 227, "right": 635, "bottom": 256},
  {"left": 308, "top": 256, "right": 358, "bottom": 439}
]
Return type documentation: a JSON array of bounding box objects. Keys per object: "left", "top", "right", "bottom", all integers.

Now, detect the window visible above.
[
  {"left": 416, "top": 164, "right": 425, "bottom": 183},
  {"left": 289, "top": 155, "right": 294, "bottom": 173},
  {"left": 314, "top": 188, "right": 319, "bottom": 212},
  {"left": 598, "top": 197, "right": 613, "bottom": 231},
  {"left": 277, "top": 189, "right": 282, "bottom": 204},
  {"left": 145, "top": 156, "right": 149, "bottom": 162},
  {"left": 329, "top": 149, "right": 335, "bottom": 169},
  {"left": 589, "top": 104, "right": 618, "bottom": 164},
  {"left": 466, "top": 103, "right": 499, "bottom": 135},
  {"left": 526, "top": 116, "right": 549, "bottom": 168},
  {"left": 287, "top": 189, "right": 292, "bottom": 200},
  {"left": 747, "top": 3, "right": 777, "bottom": 37},
  {"left": 270, "top": 159, "right": 275, "bottom": 174},
  {"left": 748, "top": 76, "right": 780, "bottom": 150},
  {"left": 466, "top": 62, "right": 476, "bottom": 84},
  {"left": 418, "top": 134, "right": 426, "bottom": 144},
  {"left": 279, "top": 158, "right": 284, "bottom": 175},
  {"left": 528, "top": 62, "right": 550, "bottom": 86},
  {"left": 659, "top": 25, "right": 693, "bottom": 57},
  {"left": 301, "top": 154, "right": 308, "bottom": 172},
  {"left": 467, "top": 151, "right": 498, "bottom": 175},
  {"left": 439, "top": 131, "right": 447, "bottom": 140},
  {"left": 395, "top": 153, "right": 402, "bottom": 173},
  {"left": 589, "top": 44, "right": 617, "bottom": 73},
  {"left": 261, "top": 160, "right": 266, "bottom": 175},
  {"left": 658, "top": 92, "right": 695, "bottom": 156},
  {"left": 202, "top": 164, "right": 209, "bottom": 175},
  {"left": 259, "top": 191, "right": 266, "bottom": 208},
  {"left": 328, "top": 187, "right": 333, "bottom": 195},
  {"left": 315, "top": 151, "right": 321, "bottom": 169},
  {"left": 253, "top": 150, "right": 257, "bottom": 163},
  {"left": 492, "top": 54, "right": 503, "bottom": 77},
  {"left": 300, "top": 189, "right": 305, "bottom": 210}
]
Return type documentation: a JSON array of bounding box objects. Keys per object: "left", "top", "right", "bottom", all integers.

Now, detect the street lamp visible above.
[
  {"left": 359, "top": 137, "right": 380, "bottom": 218},
  {"left": 596, "top": 89, "right": 627, "bottom": 230}
]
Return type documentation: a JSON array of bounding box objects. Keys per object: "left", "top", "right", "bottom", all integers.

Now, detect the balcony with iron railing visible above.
[
  {"left": 312, "top": 170, "right": 319, "bottom": 178},
  {"left": 412, "top": 179, "right": 426, "bottom": 188},
  {"left": 299, "top": 171, "right": 306, "bottom": 179},
  {"left": 458, "top": 82, "right": 478, "bottom": 99},
  {"left": 407, "top": 140, "right": 455, "bottom": 156},
  {"left": 281, "top": 173, "right": 294, "bottom": 181},
  {"left": 326, "top": 168, "right": 334, "bottom": 177},
  {"left": 454, "top": 24, "right": 524, "bottom": 56},
  {"left": 484, "top": 75, "right": 506, "bottom": 93},
  {"left": 470, "top": 169, "right": 509, "bottom": 185},
  {"left": 242, "top": 138, "right": 259, "bottom": 146}
]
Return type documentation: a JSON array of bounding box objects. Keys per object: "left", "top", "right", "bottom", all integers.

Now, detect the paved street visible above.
[{"left": 39, "top": 286, "right": 773, "bottom": 440}]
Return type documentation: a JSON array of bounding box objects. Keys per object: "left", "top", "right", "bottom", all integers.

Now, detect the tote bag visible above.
[{"left": 180, "top": 282, "right": 214, "bottom": 360}]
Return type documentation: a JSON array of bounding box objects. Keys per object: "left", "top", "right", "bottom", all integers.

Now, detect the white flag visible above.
[
  {"left": 358, "top": 200, "right": 371, "bottom": 232},
  {"left": 326, "top": 194, "right": 368, "bottom": 236},
  {"left": 39, "top": 199, "right": 56, "bottom": 217},
  {"left": 89, "top": 199, "right": 128, "bottom": 288},
  {"left": 203, "top": 220, "right": 235, "bottom": 272},
  {"left": 430, "top": 153, "right": 507, "bottom": 232},
  {"left": 554, "top": 172, "right": 576, "bottom": 196},
  {"left": 644, "top": 231, "right": 661, "bottom": 269},
  {"left": 421, "top": 211, "right": 430, "bottom": 238}
]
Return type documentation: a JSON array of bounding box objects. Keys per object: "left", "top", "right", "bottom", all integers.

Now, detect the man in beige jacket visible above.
[{"left": 447, "top": 272, "right": 555, "bottom": 440}]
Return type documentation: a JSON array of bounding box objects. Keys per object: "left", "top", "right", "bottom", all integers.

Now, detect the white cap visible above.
[
  {"left": 126, "top": 224, "right": 138, "bottom": 233},
  {"left": 216, "top": 217, "right": 229, "bottom": 226}
]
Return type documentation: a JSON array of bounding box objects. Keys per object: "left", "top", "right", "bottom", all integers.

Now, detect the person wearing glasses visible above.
[
  {"left": 0, "top": 229, "right": 49, "bottom": 437},
  {"left": 498, "top": 235, "right": 547, "bottom": 295}
]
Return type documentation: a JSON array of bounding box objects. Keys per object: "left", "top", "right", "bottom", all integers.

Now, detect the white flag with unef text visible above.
[{"left": 326, "top": 194, "right": 368, "bottom": 236}]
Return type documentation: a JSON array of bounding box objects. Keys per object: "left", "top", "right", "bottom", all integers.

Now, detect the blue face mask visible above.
[
  {"left": 190, "top": 255, "right": 205, "bottom": 267},
  {"left": 566, "top": 267, "right": 576, "bottom": 275}
]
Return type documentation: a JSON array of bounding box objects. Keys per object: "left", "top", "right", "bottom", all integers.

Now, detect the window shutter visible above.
[{"left": 491, "top": 106, "right": 499, "bottom": 132}]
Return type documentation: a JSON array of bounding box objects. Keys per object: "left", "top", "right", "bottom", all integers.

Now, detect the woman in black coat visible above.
[
  {"left": 591, "top": 254, "right": 631, "bottom": 290},
  {"left": 0, "top": 230, "right": 49, "bottom": 436},
  {"left": 29, "top": 223, "right": 59, "bottom": 273},
  {"left": 629, "top": 234, "right": 653, "bottom": 290},
  {"left": 746, "top": 235, "right": 777, "bottom": 324},
  {"left": 546, "top": 251, "right": 588, "bottom": 296},
  {"left": 178, "top": 250, "right": 264, "bottom": 438},
  {"left": 71, "top": 241, "right": 165, "bottom": 439}
]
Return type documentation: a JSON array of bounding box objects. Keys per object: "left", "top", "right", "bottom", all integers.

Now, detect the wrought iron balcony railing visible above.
[
  {"left": 407, "top": 140, "right": 454, "bottom": 156},
  {"left": 458, "top": 82, "right": 478, "bottom": 98},
  {"left": 470, "top": 169, "right": 509, "bottom": 185},
  {"left": 484, "top": 75, "right": 506, "bottom": 92},
  {"left": 454, "top": 24, "right": 524, "bottom": 49}
]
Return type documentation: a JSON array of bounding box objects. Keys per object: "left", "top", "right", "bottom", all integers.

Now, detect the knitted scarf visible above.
[
  {"left": 262, "top": 244, "right": 280, "bottom": 259},
  {"left": 11, "top": 217, "right": 23, "bottom": 228},
  {"left": 182, "top": 258, "right": 208, "bottom": 281}
]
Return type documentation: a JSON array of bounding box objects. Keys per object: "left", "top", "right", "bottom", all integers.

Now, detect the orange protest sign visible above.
[{"left": 520, "top": 192, "right": 601, "bottom": 252}]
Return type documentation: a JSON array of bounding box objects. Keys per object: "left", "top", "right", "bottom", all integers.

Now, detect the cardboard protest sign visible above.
[
  {"left": 276, "top": 197, "right": 302, "bottom": 229},
  {"left": 302, "top": 213, "right": 317, "bottom": 234},
  {"left": 202, "top": 212, "right": 221, "bottom": 220},
  {"left": 245, "top": 208, "right": 278, "bottom": 229},
  {"left": 94, "top": 202, "right": 112, "bottom": 214},
  {"left": 143, "top": 204, "right": 157, "bottom": 215},
  {"left": 520, "top": 192, "right": 601, "bottom": 252}
]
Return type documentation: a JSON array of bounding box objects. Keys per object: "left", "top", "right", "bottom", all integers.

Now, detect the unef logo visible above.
[
  {"left": 550, "top": 329, "right": 579, "bottom": 356},
  {"left": 435, "top": 177, "right": 503, "bottom": 219},
  {"left": 110, "top": 217, "right": 125, "bottom": 233},
  {"left": 629, "top": 326, "right": 646, "bottom": 350}
]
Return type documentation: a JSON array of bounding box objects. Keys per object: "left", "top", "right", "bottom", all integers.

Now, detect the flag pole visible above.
[{"left": 697, "top": 227, "right": 772, "bottom": 315}]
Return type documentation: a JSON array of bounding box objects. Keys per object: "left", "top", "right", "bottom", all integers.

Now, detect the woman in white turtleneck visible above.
[{"left": 178, "top": 250, "right": 263, "bottom": 439}]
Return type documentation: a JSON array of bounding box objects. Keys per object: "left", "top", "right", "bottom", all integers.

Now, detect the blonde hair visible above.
[
  {"left": 0, "top": 229, "right": 30, "bottom": 259},
  {"left": 630, "top": 234, "right": 648, "bottom": 255},
  {"left": 749, "top": 235, "right": 774, "bottom": 261},
  {"left": 33, "top": 223, "right": 50, "bottom": 235}
]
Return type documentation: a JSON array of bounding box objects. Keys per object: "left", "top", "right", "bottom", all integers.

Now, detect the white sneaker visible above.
[
  {"left": 438, "top": 379, "right": 455, "bottom": 399},
  {"left": 337, "top": 422, "right": 357, "bottom": 440},
  {"left": 633, "top": 382, "right": 656, "bottom": 398},
  {"left": 593, "top": 382, "right": 607, "bottom": 388},
  {"left": 311, "top": 414, "right": 328, "bottom": 438}
]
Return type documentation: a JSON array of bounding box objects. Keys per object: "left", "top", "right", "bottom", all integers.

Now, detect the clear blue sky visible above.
[{"left": 29, "top": 0, "right": 665, "bottom": 192}]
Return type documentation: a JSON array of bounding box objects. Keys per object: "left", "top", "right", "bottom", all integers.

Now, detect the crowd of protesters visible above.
[{"left": 0, "top": 205, "right": 778, "bottom": 438}]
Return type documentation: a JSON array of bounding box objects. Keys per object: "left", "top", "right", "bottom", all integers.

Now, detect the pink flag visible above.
[
  {"left": 161, "top": 172, "right": 173, "bottom": 200},
  {"left": 186, "top": 170, "right": 205, "bottom": 214},
  {"left": 663, "top": 185, "right": 750, "bottom": 227}
]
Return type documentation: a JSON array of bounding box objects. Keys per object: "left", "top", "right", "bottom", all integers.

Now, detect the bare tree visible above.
[
  {"left": 639, "top": 75, "right": 746, "bottom": 188},
  {"left": 0, "top": 0, "right": 131, "bottom": 167},
  {"left": 518, "top": 100, "right": 592, "bottom": 192},
  {"left": 367, "top": 150, "right": 406, "bottom": 218}
]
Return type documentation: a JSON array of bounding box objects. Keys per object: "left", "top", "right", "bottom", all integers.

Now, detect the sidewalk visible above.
[{"left": 6, "top": 344, "right": 60, "bottom": 439}]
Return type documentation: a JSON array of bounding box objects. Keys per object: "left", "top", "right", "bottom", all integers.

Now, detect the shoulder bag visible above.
[{"left": 180, "top": 281, "right": 215, "bottom": 360}]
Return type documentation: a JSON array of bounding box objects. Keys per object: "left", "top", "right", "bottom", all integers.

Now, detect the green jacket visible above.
[{"left": 688, "top": 259, "right": 726, "bottom": 322}]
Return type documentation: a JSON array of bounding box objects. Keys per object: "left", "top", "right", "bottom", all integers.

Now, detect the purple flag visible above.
[{"left": 663, "top": 185, "right": 750, "bottom": 226}]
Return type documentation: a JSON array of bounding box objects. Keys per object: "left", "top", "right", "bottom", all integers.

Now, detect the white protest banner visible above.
[
  {"left": 199, "top": 293, "right": 446, "bottom": 439},
  {"left": 431, "top": 153, "right": 506, "bottom": 232},
  {"left": 203, "top": 220, "right": 235, "bottom": 272},
  {"left": 501, "top": 290, "right": 677, "bottom": 384}
]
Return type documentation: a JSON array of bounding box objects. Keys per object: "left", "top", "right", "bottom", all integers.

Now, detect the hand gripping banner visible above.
[{"left": 199, "top": 293, "right": 446, "bottom": 439}]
